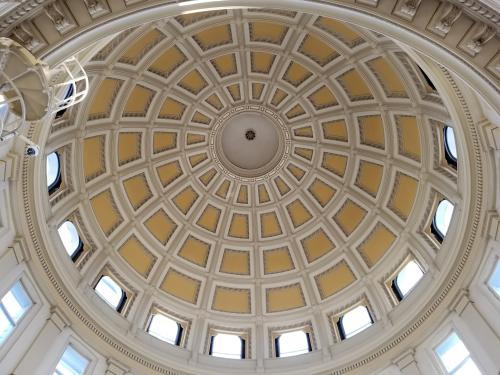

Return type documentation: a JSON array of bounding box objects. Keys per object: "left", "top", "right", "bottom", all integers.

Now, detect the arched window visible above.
[
  {"left": 431, "top": 199, "right": 454, "bottom": 242},
  {"left": 488, "top": 260, "right": 500, "bottom": 298},
  {"left": 57, "top": 221, "right": 83, "bottom": 260},
  {"left": 54, "top": 345, "right": 89, "bottom": 375},
  {"left": 209, "top": 333, "right": 245, "bottom": 359},
  {"left": 94, "top": 276, "right": 126, "bottom": 312},
  {"left": 392, "top": 260, "right": 424, "bottom": 301},
  {"left": 444, "top": 126, "right": 458, "bottom": 167},
  {"left": 436, "top": 332, "right": 481, "bottom": 374},
  {"left": 338, "top": 306, "right": 373, "bottom": 339},
  {"left": 148, "top": 313, "right": 182, "bottom": 346},
  {"left": 275, "top": 330, "right": 311, "bottom": 358},
  {"left": 46, "top": 152, "right": 62, "bottom": 194}
]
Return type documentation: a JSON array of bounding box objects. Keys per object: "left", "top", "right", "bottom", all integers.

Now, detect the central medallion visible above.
[{"left": 210, "top": 106, "right": 290, "bottom": 181}]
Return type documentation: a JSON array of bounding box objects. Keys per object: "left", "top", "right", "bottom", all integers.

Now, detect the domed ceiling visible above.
[{"left": 42, "top": 7, "right": 460, "bottom": 373}]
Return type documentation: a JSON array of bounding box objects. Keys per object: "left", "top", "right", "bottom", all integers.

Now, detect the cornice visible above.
[{"left": 0, "top": 0, "right": 49, "bottom": 33}]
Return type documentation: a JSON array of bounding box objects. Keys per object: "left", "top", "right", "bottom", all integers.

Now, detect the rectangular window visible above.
[
  {"left": 435, "top": 332, "right": 481, "bottom": 375},
  {"left": 0, "top": 281, "right": 32, "bottom": 345},
  {"left": 488, "top": 259, "right": 500, "bottom": 298},
  {"left": 54, "top": 345, "right": 89, "bottom": 375}
]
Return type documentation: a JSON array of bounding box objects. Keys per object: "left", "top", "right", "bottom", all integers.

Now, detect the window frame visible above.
[
  {"left": 0, "top": 280, "right": 33, "bottom": 347},
  {"left": 92, "top": 269, "right": 133, "bottom": 316},
  {"left": 0, "top": 272, "right": 41, "bottom": 361},
  {"left": 274, "top": 329, "right": 312, "bottom": 358},
  {"left": 146, "top": 310, "right": 185, "bottom": 347},
  {"left": 207, "top": 327, "right": 250, "bottom": 360},
  {"left": 57, "top": 220, "right": 84, "bottom": 262},
  {"left": 433, "top": 330, "right": 483, "bottom": 375},
  {"left": 336, "top": 305, "right": 374, "bottom": 340},
  {"left": 47, "top": 152, "right": 63, "bottom": 195},
  {"left": 486, "top": 257, "right": 500, "bottom": 300},
  {"left": 94, "top": 275, "right": 127, "bottom": 313},
  {"left": 53, "top": 343, "right": 90, "bottom": 375},
  {"left": 443, "top": 126, "right": 458, "bottom": 168},
  {"left": 390, "top": 258, "right": 425, "bottom": 302},
  {"left": 430, "top": 199, "right": 454, "bottom": 243},
  {"left": 209, "top": 332, "right": 246, "bottom": 359}
]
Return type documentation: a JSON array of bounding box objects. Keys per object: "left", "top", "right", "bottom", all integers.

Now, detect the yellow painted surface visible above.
[
  {"left": 308, "top": 178, "right": 336, "bottom": 207},
  {"left": 286, "top": 200, "right": 312, "bottom": 228},
  {"left": 215, "top": 179, "right": 231, "bottom": 199},
  {"left": 228, "top": 213, "right": 249, "bottom": 239},
  {"left": 251, "top": 51, "right": 276, "bottom": 73},
  {"left": 321, "top": 152, "right": 348, "bottom": 177},
  {"left": 252, "top": 83, "right": 265, "bottom": 100},
  {"left": 118, "top": 236, "right": 156, "bottom": 277},
  {"left": 199, "top": 168, "right": 217, "bottom": 186},
  {"left": 90, "top": 189, "right": 122, "bottom": 236},
  {"left": 153, "top": 132, "right": 177, "bottom": 154},
  {"left": 123, "top": 85, "right": 154, "bottom": 116},
  {"left": 88, "top": 78, "right": 122, "bottom": 118},
  {"left": 186, "top": 133, "right": 205, "bottom": 146},
  {"left": 314, "top": 17, "right": 363, "bottom": 47},
  {"left": 158, "top": 97, "right": 186, "bottom": 120},
  {"left": 160, "top": 269, "right": 200, "bottom": 304},
  {"left": 266, "top": 284, "right": 305, "bottom": 312},
  {"left": 205, "top": 93, "right": 224, "bottom": 111},
  {"left": 178, "top": 69, "right": 208, "bottom": 95},
  {"left": 283, "top": 61, "right": 312, "bottom": 87},
  {"left": 83, "top": 135, "right": 106, "bottom": 181},
  {"left": 322, "top": 120, "right": 348, "bottom": 142},
  {"left": 293, "top": 125, "right": 313, "bottom": 138},
  {"left": 286, "top": 104, "right": 305, "bottom": 119},
  {"left": 308, "top": 86, "right": 338, "bottom": 110},
  {"left": 396, "top": 115, "right": 421, "bottom": 161},
  {"left": 118, "top": 132, "right": 142, "bottom": 165},
  {"left": 299, "top": 34, "right": 339, "bottom": 66},
  {"left": 196, "top": 204, "right": 221, "bottom": 233},
  {"left": 263, "top": 247, "right": 294, "bottom": 274},
  {"left": 287, "top": 163, "right": 306, "bottom": 181},
  {"left": 358, "top": 115, "right": 385, "bottom": 149},
  {"left": 192, "top": 24, "right": 232, "bottom": 51},
  {"left": 300, "top": 228, "right": 335, "bottom": 263},
  {"left": 172, "top": 186, "right": 199, "bottom": 215},
  {"left": 212, "top": 287, "right": 251, "bottom": 313},
  {"left": 156, "top": 160, "right": 182, "bottom": 187},
  {"left": 334, "top": 199, "right": 366, "bottom": 236},
  {"left": 149, "top": 45, "right": 187, "bottom": 78},
  {"left": 237, "top": 185, "right": 248, "bottom": 204},
  {"left": 177, "top": 235, "right": 210, "bottom": 267},
  {"left": 337, "top": 69, "right": 373, "bottom": 101},
  {"left": 119, "top": 29, "right": 163, "bottom": 63},
  {"left": 189, "top": 152, "right": 208, "bottom": 168},
  {"left": 260, "top": 211, "right": 282, "bottom": 238},
  {"left": 315, "top": 261, "right": 355, "bottom": 299},
  {"left": 358, "top": 223, "right": 396, "bottom": 267},
  {"left": 226, "top": 83, "right": 241, "bottom": 101},
  {"left": 355, "top": 161, "right": 383, "bottom": 197},
  {"left": 123, "top": 174, "right": 152, "bottom": 210},
  {"left": 368, "top": 57, "right": 407, "bottom": 97},
  {"left": 274, "top": 177, "right": 291, "bottom": 196},
  {"left": 220, "top": 249, "right": 250, "bottom": 275},
  {"left": 258, "top": 184, "right": 271, "bottom": 203},
  {"left": 144, "top": 209, "right": 177, "bottom": 245},
  {"left": 211, "top": 54, "right": 237, "bottom": 77},
  {"left": 388, "top": 172, "right": 418, "bottom": 220},
  {"left": 249, "top": 22, "right": 288, "bottom": 44},
  {"left": 191, "top": 111, "right": 212, "bottom": 125},
  {"left": 270, "top": 88, "right": 288, "bottom": 106},
  {"left": 294, "top": 147, "right": 314, "bottom": 161}
]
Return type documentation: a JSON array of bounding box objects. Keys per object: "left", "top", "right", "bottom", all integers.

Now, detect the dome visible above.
[{"left": 2, "top": 2, "right": 499, "bottom": 375}]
